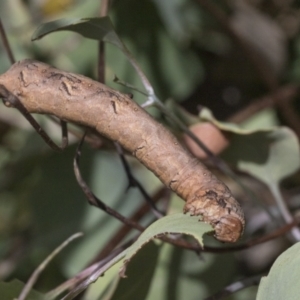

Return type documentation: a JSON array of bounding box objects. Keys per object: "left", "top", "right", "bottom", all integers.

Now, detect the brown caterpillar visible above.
[{"left": 0, "top": 59, "right": 245, "bottom": 242}]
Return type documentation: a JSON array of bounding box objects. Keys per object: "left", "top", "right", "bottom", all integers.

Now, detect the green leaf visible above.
[
  {"left": 64, "top": 213, "right": 213, "bottom": 299},
  {"left": 31, "top": 14, "right": 204, "bottom": 100},
  {"left": 0, "top": 279, "right": 45, "bottom": 300},
  {"left": 32, "top": 17, "right": 126, "bottom": 51},
  {"left": 191, "top": 107, "right": 300, "bottom": 185},
  {"left": 145, "top": 242, "right": 238, "bottom": 300},
  {"left": 198, "top": 107, "right": 278, "bottom": 134},
  {"left": 110, "top": 242, "right": 160, "bottom": 300},
  {"left": 256, "top": 242, "right": 300, "bottom": 300},
  {"left": 83, "top": 259, "right": 123, "bottom": 300},
  {"left": 63, "top": 150, "right": 160, "bottom": 276},
  {"left": 234, "top": 127, "right": 300, "bottom": 186},
  {"left": 223, "top": 124, "right": 300, "bottom": 229},
  {"left": 120, "top": 213, "right": 213, "bottom": 277}
]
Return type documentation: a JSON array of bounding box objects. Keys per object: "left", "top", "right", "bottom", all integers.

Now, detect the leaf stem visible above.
[
  {"left": 17, "top": 233, "right": 83, "bottom": 300},
  {"left": 62, "top": 249, "right": 127, "bottom": 300},
  {"left": 269, "top": 184, "right": 300, "bottom": 242}
]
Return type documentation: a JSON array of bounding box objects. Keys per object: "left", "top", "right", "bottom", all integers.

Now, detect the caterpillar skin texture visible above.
[{"left": 0, "top": 59, "right": 245, "bottom": 242}]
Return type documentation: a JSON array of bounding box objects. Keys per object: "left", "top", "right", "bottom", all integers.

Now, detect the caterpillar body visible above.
[{"left": 0, "top": 59, "right": 245, "bottom": 242}]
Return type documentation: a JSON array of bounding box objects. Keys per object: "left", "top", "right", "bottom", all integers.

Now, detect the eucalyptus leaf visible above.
[
  {"left": 63, "top": 213, "right": 212, "bottom": 299},
  {"left": 31, "top": 16, "right": 154, "bottom": 97},
  {"left": 120, "top": 213, "right": 213, "bottom": 277},
  {"left": 110, "top": 242, "right": 160, "bottom": 300},
  {"left": 234, "top": 127, "right": 300, "bottom": 186},
  {"left": 188, "top": 107, "right": 300, "bottom": 185},
  {"left": 0, "top": 279, "right": 45, "bottom": 300},
  {"left": 145, "top": 243, "right": 238, "bottom": 300},
  {"left": 32, "top": 17, "right": 126, "bottom": 51},
  {"left": 198, "top": 107, "right": 277, "bottom": 134},
  {"left": 256, "top": 242, "right": 300, "bottom": 300},
  {"left": 83, "top": 259, "right": 123, "bottom": 300}
]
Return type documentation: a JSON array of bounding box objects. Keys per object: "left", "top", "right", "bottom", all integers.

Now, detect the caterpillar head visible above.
[
  {"left": 184, "top": 191, "right": 245, "bottom": 243},
  {"left": 212, "top": 214, "right": 244, "bottom": 243}
]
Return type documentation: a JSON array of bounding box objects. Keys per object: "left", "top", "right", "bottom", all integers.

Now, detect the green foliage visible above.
[
  {"left": 97, "top": 214, "right": 212, "bottom": 300},
  {"left": 109, "top": 242, "right": 160, "bottom": 300},
  {"left": 257, "top": 242, "right": 300, "bottom": 300},
  {"left": 122, "top": 213, "right": 212, "bottom": 273},
  {"left": 63, "top": 214, "right": 212, "bottom": 299},
  {"left": 0, "top": 279, "right": 45, "bottom": 300},
  {"left": 32, "top": 17, "right": 125, "bottom": 51},
  {"left": 1, "top": 0, "right": 300, "bottom": 299}
]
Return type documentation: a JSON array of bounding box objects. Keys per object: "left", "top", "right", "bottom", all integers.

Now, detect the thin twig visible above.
[
  {"left": 46, "top": 242, "right": 129, "bottom": 300},
  {"left": 45, "top": 216, "right": 300, "bottom": 298},
  {"left": 274, "top": 93, "right": 300, "bottom": 138},
  {"left": 204, "top": 274, "right": 262, "bottom": 300},
  {"left": 154, "top": 216, "right": 300, "bottom": 254},
  {"left": 114, "top": 142, "right": 164, "bottom": 218},
  {"left": 50, "top": 218, "right": 300, "bottom": 298},
  {"left": 113, "top": 75, "right": 148, "bottom": 96},
  {"left": 228, "top": 84, "right": 300, "bottom": 124},
  {"left": 48, "top": 115, "right": 104, "bottom": 149},
  {"left": 73, "top": 132, "right": 145, "bottom": 231},
  {"left": 156, "top": 101, "right": 221, "bottom": 163},
  {"left": 45, "top": 263, "right": 100, "bottom": 299},
  {"left": 18, "top": 233, "right": 83, "bottom": 300},
  {"left": 0, "top": 19, "right": 15, "bottom": 64},
  {"left": 97, "top": 0, "right": 110, "bottom": 83},
  {"left": 269, "top": 185, "right": 300, "bottom": 242},
  {"left": 90, "top": 187, "right": 169, "bottom": 262},
  {"left": 195, "top": 0, "right": 300, "bottom": 230},
  {"left": 155, "top": 101, "right": 263, "bottom": 219},
  {"left": 98, "top": 41, "right": 105, "bottom": 83},
  {"left": 0, "top": 84, "right": 68, "bottom": 151},
  {"left": 61, "top": 245, "right": 129, "bottom": 300}
]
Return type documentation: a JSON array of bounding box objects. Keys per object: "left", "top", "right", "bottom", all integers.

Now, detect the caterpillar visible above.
[{"left": 0, "top": 59, "right": 245, "bottom": 242}]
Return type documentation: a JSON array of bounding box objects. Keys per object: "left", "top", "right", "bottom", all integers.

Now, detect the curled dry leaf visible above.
[
  {"left": 0, "top": 59, "right": 245, "bottom": 242},
  {"left": 183, "top": 122, "right": 230, "bottom": 160}
]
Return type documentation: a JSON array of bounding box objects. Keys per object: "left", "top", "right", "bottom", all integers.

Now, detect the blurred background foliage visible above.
[{"left": 1, "top": 0, "right": 300, "bottom": 299}]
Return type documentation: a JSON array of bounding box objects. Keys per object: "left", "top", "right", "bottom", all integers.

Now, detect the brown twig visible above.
[
  {"left": 228, "top": 84, "right": 300, "bottom": 124},
  {"left": 0, "top": 19, "right": 15, "bottom": 64},
  {"left": 114, "top": 142, "right": 164, "bottom": 218},
  {"left": 49, "top": 216, "right": 300, "bottom": 300},
  {"left": 74, "top": 132, "right": 144, "bottom": 232},
  {"left": 48, "top": 115, "right": 104, "bottom": 149},
  {"left": 204, "top": 274, "right": 262, "bottom": 300},
  {"left": 18, "top": 233, "right": 83, "bottom": 300},
  {"left": 0, "top": 84, "right": 68, "bottom": 151},
  {"left": 274, "top": 92, "right": 300, "bottom": 137},
  {"left": 90, "top": 187, "right": 169, "bottom": 262},
  {"left": 151, "top": 216, "right": 300, "bottom": 254},
  {"left": 45, "top": 243, "right": 129, "bottom": 300},
  {"left": 97, "top": 0, "right": 110, "bottom": 83}
]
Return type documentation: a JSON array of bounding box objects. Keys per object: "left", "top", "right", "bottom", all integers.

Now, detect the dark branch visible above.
[
  {"left": 73, "top": 132, "right": 145, "bottom": 231},
  {"left": 204, "top": 274, "right": 262, "bottom": 300},
  {"left": 0, "top": 19, "right": 15, "bottom": 64},
  {"left": 0, "top": 84, "right": 68, "bottom": 151},
  {"left": 114, "top": 142, "right": 164, "bottom": 218}
]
